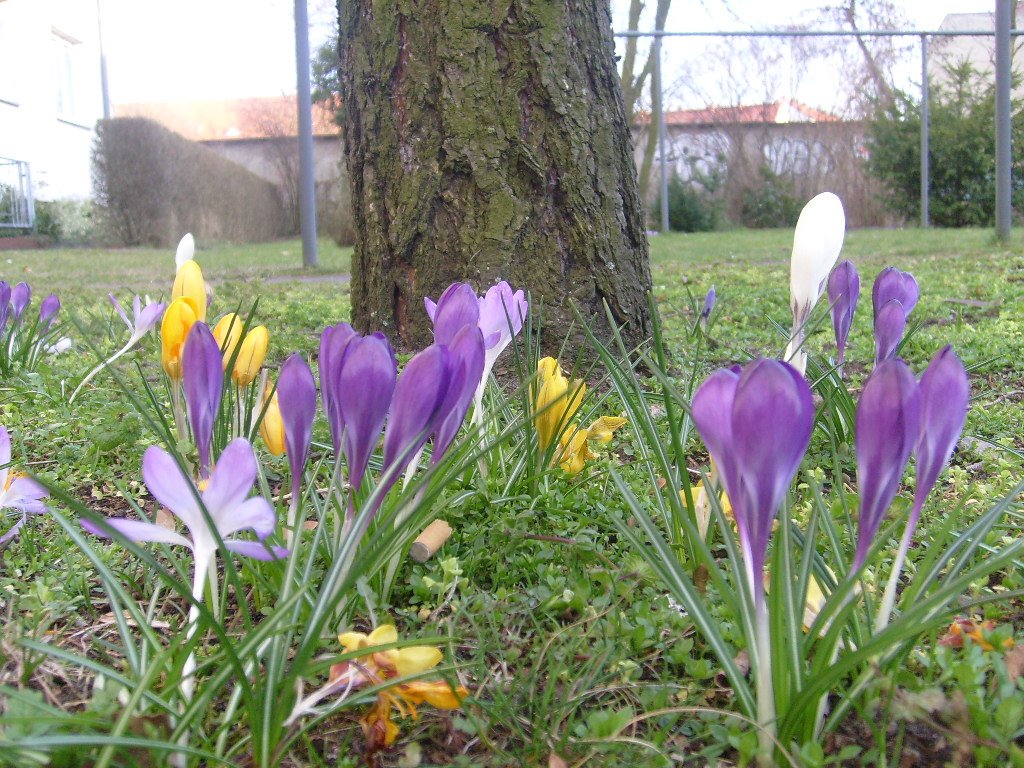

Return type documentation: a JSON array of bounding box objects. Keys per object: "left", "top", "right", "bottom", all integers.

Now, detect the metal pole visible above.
[
  {"left": 996, "top": 0, "right": 1012, "bottom": 242},
  {"left": 294, "top": 0, "right": 320, "bottom": 268},
  {"left": 96, "top": 0, "right": 110, "bottom": 119},
  {"left": 654, "top": 36, "right": 669, "bottom": 233},
  {"left": 920, "top": 34, "right": 929, "bottom": 228}
]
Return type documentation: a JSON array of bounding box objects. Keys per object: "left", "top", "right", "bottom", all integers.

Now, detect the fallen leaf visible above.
[
  {"left": 156, "top": 508, "right": 176, "bottom": 531},
  {"left": 548, "top": 754, "right": 568, "bottom": 768}
]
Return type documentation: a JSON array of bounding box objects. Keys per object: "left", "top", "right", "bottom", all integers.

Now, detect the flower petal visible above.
[
  {"left": 203, "top": 439, "right": 259, "bottom": 518},
  {"left": 82, "top": 517, "right": 193, "bottom": 549},
  {"left": 222, "top": 539, "right": 289, "bottom": 561},
  {"left": 394, "top": 646, "right": 443, "bottom": 676},
  {"left": 142, "top": 446, "right": 204, "bottom": 534},
  {"left": 214, "top": 495, "right": 276, "bottom": 540}
]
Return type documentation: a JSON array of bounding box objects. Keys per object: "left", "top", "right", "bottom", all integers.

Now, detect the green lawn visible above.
[{"left": 1, "top": 228, "right": 1023, "bottom": 767}]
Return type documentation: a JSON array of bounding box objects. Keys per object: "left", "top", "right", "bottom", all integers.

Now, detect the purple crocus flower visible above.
[
  {"left": 182, "top": 322, "right": 223, "bottom": 477},
  {"left": 874, "top": 298, "right": 907, "bottom": 364},
  {"left": 0, "top": 282, "right": 10, "bottom": 338},
  {"left": 381, "top": 344, "right": 452, "bottom": 486},
  {"left": 110, "top": 293, "right": 166, "bottom": 341},
  {"left": 700, "top": 285, "right": 716, "bottom": 329},
  {"left": 336, "top": 332, "right": 397, "bottom": 490},
  {"left": 427, "top": 283, "right": 481, "bottom": 346},
  {"left": 911, "top": 346, "right": 969, "bottom": 528},
  {"left": 0, "top": 425, "right": 49, "bottom": 547},
  {"left": 38, "top": 294, "right": 60, "bottom": 328},
  {"left": 319, "top": 322, "right": 357, "bottom": 457},
  {"left": 278, "top": 354, "right": 317, "bottom": 502},
  {"left": 11, "top": 282, "right": 31, "bottom": 322},
  {"left": 872, "top": 267, "right": 919, "bottom": 319},
  {"left": 827, "top": 261, "right": 859, "bottom": 375},
  {"left": 433, "top": 325, "right": 486, "bottom": 461},
  {"left": 852, "top": 359, "right": 921, "bottom": 569},
  {"left": 692, "top": 359, "right": 814, "bottom": 603},
  {"left": 83, "top": 438, "right": 285, "bottom": 561}
]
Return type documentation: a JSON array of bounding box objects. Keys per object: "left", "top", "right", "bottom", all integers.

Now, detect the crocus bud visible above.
[
  {"left": 533, "top": 357, "right": 586, "bottom": 453},
  {"left": 161, "top": 297, "right": 199, "bottom": 380},
  {"left": 336, "top": 332, "right": 397, "bottom": 489},
  {"left": 382, "top": 344, "right": 451, "bottom": 483},
  {"left": 172, "top": 260, "right": 207, "bottom": 323},
  {"left": 785, "top": 193, "right": 846, "bottom": 373},
  {"left": 873, "top": 298, "right": 907, "bottom": 364},
  {"left": 692, "top": 359, "right": 814, "bottom": 603},
  {"left": 39, "top": 294, "right": 60, "bottom": 328},
  {"left": 700, "top": 285, "right": 716, "bottom": 328},
  {"left": 872, "top": 267, "right": 919, "bottom": 320},
  {"left": 430, "top": 283, "right": 480, "bottom": 346},
  {"left": 0, "top": 282, "right": 10, "bottom": 337},
  {"left": 11, "top": 282, "right": 30, "bottom": 321},
  {"left": 182, "top": 322, "right": 223, "bottom": 476},
  {"left": 212, "top": 313, "right": 244, "bottom": 372},
  {"left": 175, "top": 233, "right": 195, "bottom": 270},
  {"left": 233, "top": 326, "right": 269, "bottom": 386},
  {"left": 260, "top": 390, "right": 285, "bottom": 456},
  {"left": 827, "top": 260, "right": 859, "bottom": 375},
  {"left": 278, "top": 354, "right": 317, "bottom": 499},
  {"left": 853, "top": 359, "right": 921, "bottom": 569},
  {"left": 319, "top": 322, "right": 357, "bottom": 457}
]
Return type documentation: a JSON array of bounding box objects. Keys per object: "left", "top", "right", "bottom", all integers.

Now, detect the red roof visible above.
[
  {"left": 113, "top": 96, "right": 339, "bottom": 141},
  {"left": 637, "top": 99, "right": 839, "bottom": 126}
]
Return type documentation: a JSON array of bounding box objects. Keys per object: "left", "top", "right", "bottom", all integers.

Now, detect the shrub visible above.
[
  {"left": 867, "top": 61, "right": 1024, "bottom": 227},
  {"left": 656, "top": 170, "right": 723, "bottom": 232},
  {"left": 92, "top": 118, "right": 286, "bottom": 246},
  {"left": 33, "top": 199, "right": 103, "bottom": 245},
  {"left": 739, "top": 165, "right": 803, "bottom": 228}
]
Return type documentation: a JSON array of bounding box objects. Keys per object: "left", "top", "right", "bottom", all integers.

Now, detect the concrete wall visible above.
[{"left": 0, "top": 0, "right": 103, "bottom": 200}]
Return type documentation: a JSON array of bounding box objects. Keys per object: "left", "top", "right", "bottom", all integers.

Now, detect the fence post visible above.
[
  {"left": 654, "top": 33, "right": 670, "bottom": 234},
  {"left": 996, "top": 0, "right": 1012, "bottom": 242},
  {"left": 920, "top": 34, "right": 929, "bottom": 228}
]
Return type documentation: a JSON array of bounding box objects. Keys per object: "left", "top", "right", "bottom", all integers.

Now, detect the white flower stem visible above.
[
  {"left": 875, "top": 515, "right": 916, "bottom": 633},
  {"left": 69, "top": 340, "right": 134, "bottom": 402},
  {"left": 753, "top": 597, "right": 776, "bottom": 765},
  {"left": 171, "top": 559, "right": 206, "bottom": 768}
]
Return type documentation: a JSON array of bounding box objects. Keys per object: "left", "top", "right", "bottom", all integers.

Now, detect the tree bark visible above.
[{"left": 338, "top": 0, "right": 653, "bottom": 350}]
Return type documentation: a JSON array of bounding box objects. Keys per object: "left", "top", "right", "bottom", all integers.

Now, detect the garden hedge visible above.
[{"left": 92, "top": 117, "right": 286, "bottom": 246}]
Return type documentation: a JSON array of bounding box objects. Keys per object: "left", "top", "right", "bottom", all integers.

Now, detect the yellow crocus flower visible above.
[
  {"left": 212, "top": 313, "right": 244, "bottom": 372},
  {"left": 233, "top": 325, "right": 269, "bottom": 386},
  {"left": 259, "top": 390, "right": 285, "bottom": 456},
  {"left": 172, "top": 259, "right": 207, "bottom": 322},
  {"left": 533, "top": 357, "right": 585, "bottom": 452},
  {"left": 160, "top": 297, "right": 199, "bottom": 380},
  {"left": 330, "top": 624, "right": 467, "bottom": 751}
]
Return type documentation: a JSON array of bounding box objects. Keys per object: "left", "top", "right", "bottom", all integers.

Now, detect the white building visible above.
[
  {"left": 0, "top": 0, "right": 104, "bottom": 218},
  {"left": 928, "top": 4, "right": 1024, "bottom": 87}
]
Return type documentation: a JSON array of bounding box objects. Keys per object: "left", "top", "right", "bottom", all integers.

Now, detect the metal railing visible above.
[
  {"left": 617, "top": 3, "right": 1018, "bottom": 238},
  {"left": 0, "top": 157, "right": 34, "bottom": 229}
]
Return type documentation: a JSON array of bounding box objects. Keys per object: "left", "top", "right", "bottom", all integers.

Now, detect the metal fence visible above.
[
  {"left": 615, "top": 2, "right": 1017, "bottom": 238},
  {"left": 0, "top": 157, "right": 34, "bottom": 229}
]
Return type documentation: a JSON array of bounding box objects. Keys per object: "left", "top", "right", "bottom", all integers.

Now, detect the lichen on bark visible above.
[{"left": 339, "top": 0, "right": 653, "bottom": 350}]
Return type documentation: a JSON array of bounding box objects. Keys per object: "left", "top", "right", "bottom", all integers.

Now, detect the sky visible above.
[{"left": 100, "top": 0, "right": 999, "bottom": 106}]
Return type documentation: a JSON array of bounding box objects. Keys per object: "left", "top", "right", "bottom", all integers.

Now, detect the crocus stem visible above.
[
  {"left": 285, "top": 498, "right": 298, "bottom": 546},
  {"left": 753, "top": 596, "right": 776, "bottom": 765},
  {"left": 472, "top": 395, "right": 490, "bottom": 480},
  {"left": 172, "top": 559, "right": 206, "bottom": 768},
  {"left": 70, "top": 341, "right": 133, "bottom": 402},
  {"left": 875, "top": 505, "right": 919, "bottom": 633},
  {"left": 172, "top": 385, "right": 187, "bottom": 445},
  {"left": 401, "top": 445, "right": 426, "bottom": 490}
]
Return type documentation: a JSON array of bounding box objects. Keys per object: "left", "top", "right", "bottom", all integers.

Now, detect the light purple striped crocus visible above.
[
  {"left": 692, "top": 359, "right": 814, "bottom": 604},
  {"left": 278, "top": 354, "right": 318, "bottom": 502},
  {"left": 827, "top": 260, "right": 859, "bottom": 375},
  {"left": 182, "top": 322, "right": 223, "bottom": 478},
  {"left": 853, "top": 359, "right": 921, "bottom": 569}
]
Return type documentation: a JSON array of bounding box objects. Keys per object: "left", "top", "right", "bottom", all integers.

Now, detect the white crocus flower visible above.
[
  {"left": 784, "top": 193, "right": 846, "bottom": 375},
  {"left": 175, "top": 233, "right": 195, "bottom": 270}
]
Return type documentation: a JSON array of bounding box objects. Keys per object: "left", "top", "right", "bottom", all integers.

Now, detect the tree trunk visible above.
[{"left": 338, "top": 0, "right": 653, "bottom": 351}]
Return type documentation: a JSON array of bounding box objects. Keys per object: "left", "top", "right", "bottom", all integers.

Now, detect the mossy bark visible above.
[{"left": 338, "top": 0, "right": 653, "bottom": 350}]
